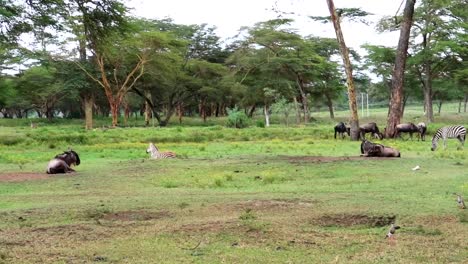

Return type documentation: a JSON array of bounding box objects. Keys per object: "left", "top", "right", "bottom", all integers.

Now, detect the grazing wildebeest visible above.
[
  {"left": 360, "top": 122, "right": 383, "bottom": 140},
  {"left": 334, "top": 122, "right": 350, "bottom": 139},
  {"left": 417, "top": 122, "right": 427, "bottom": 141},
  {"left": 395, "top": 122, "right": 419, "bottom": 140},
  {"left": 46, "top": 149, "right": 80, "bottom": 174},
  {"left": 360, "top": 140, "right": 401, "bottom": 157}
]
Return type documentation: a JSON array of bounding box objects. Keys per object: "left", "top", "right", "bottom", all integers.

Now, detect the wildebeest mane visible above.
[{"left": 55, "top": 150, "right": 80, "bottom": 166}]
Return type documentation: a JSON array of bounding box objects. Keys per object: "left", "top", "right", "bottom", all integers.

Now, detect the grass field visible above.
[{"left": 0, "top": 110, "right": 467, "bottom": 263}]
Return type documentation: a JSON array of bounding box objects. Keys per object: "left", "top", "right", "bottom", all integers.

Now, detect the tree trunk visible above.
[
  {"left": 248, "top": 105, "right": 256, "bottom": 117},
  {"left": 464, "top": 93, "right": 467, "bottom": 112},
  {"left": 325, "top": 94, "right": 335, "bottom": 119},
  {"left": 458, "top": 100, "right": 462, "bottom": 113},
  {"left": 201, "top": 99, "right": 207, "bottom": 122},
  {"left": 293, "top": 96, "right": 301, "bottom": 124},
  {"left": 326, "top": 0, "right": 360, "bottom": 140},
  {"left": 295, "top": 76, "right": 309, "bottom": 124},
  {"left": 160, "top": 106, "right": 176, "bottom": 127},
  {"left": 215, "top": 103, "right": 220, "bottom": 117},
  {"left": 401, "top": 94, "right": 409, "bottom": 117},
  {"left": 264, "top": 105, "right": 270, "bottom": 127},
  {"left": 83, "top": 94, "right": 94, "bottom": 130},
  {"left": 177, "top": 103, "right": 183, "bottom": 124},
  {"left": 123, "top": 99, "right": 130, "bottom": 126},
  {"left": 423, "top": 62, "right": 434, "bottom": 122},
  {"left": 437, "top": 100, "right": 442, "bottom": 114},
  {"left": 385, "top": 0, "right": 416, "bottom": 138},
  {"left": 110, "top": 102, "right": 119, "bottom": 127}
]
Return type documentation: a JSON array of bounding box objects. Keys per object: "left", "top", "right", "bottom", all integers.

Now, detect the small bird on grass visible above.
[
  {"left": 385, "top": 223, "right": 400, "bottom": 239},
  {"left": 453, "top": 193, "right": 466, "bottom": 209}
]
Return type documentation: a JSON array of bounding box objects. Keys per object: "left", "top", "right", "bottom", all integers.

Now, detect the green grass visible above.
[{"left": 0, "top": 113, "right": 467, "bottom": 263}]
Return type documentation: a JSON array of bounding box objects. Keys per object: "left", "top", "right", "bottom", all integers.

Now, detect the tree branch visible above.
[{"left": 74, "top": 61, "right": 105, "bottom": 88}]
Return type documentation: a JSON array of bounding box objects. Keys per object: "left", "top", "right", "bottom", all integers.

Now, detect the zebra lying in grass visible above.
[
  {"left": 146, "top": 143, "right": 176, "bottom": 159},
  {"left": 360, "top": 140, "right": 401, "bottom": 157},
  {"left": 431, "top": 125, "right": 466, "bottom": 151}
]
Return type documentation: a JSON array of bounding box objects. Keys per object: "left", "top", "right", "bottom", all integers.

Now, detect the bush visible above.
[
  {"left": 226, "top": 107, "right": 250, "bottom": 128},
  {"left": 256, "top": 120, "right": 265, "bottom": 128}
]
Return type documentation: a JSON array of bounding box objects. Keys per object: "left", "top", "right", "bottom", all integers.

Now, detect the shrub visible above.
[
  {"left": 0, "top": 136, "right": 24, "bottom": 146},
  {"left": 239, "top": 208, "right": 256, "bottom": 220},
  {"left": 213, "top": 178, "right": 224, "bottom": 187},
  {"left": 256, "top": 120, "right": 265, "bottom": 128},
  {"left": 226, "top": 107, "right": 249, "bottom": 128}
]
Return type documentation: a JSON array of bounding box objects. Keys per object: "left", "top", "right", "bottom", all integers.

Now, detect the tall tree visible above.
[
  {"left": 325, "top": 0, "right": 360, "bottom": 140},
  {"left": 73, "top": 0, "right": 139, "bottom": 127},
  {"left": 386, "top": 0, "right": 416, "bottom": 138}
]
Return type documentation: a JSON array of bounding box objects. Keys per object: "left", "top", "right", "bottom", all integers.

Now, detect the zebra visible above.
[
  {"left": 146, "top": 143, "right": 176, "bottom": 159},
  {"left": 431, "top": 125, "right": 466, "bottom": 151}
]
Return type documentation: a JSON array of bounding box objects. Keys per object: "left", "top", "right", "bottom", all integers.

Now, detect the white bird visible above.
[
  {"left": 453, "top": 193, "right": 466, "bottom": 209},
  {"left": 385, "top": 223, "right": 400, "bottom": 239},
  {"left": 412, "top": 165, "right": 420, "bottom": 171}
]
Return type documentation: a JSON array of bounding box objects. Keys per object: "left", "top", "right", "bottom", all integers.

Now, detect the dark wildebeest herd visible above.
[{"left": 334, "top": 121, "right": 466, "bottom": 158}]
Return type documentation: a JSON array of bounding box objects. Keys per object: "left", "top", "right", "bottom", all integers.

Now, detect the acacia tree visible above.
[
  {"left": 324, "top": 1, "right": 361, "bottom": 140},
  {"left": 73, "top": 0, "right": 146, "bottom": 127},
  {"left": 385, "top": 0, "right": 416, "bottom": 138},
  {"left": 128, "top": 19, "right": 229, "bottom": 126},
  {"left": 229, "top": 19, "right": 327, "bottom": 124},
  {"left": 378, "top": 0, "right": 466, "bottom": 123}
]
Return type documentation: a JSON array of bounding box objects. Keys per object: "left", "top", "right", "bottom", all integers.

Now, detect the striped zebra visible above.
[
  {"left": 431, "top": 125, "right": 466, "bottom": 151},
  {"left": 146, "top": 143, "right": 176, "bottom": 159}
]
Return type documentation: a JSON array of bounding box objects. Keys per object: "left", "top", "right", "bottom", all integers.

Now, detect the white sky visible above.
[{"left": 126, "top": 0, "right": 403, "bottom": 50}]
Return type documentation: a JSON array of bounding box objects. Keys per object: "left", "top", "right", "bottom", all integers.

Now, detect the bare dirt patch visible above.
[
  {"left": 314, "top": 214, "right": 396, "bottom": 227},
  {"left": 101, "top": 210, "right": 171, "bottom": 222},
  {"left": 176, "top": 220, "right": 239, "bottom": 233},
  {"left": 0, "top": 172, "right": 50, "bottom": 182},
  {"left": 227, "top": 199, "right": 314, "bottom": 211},
  {"left": 282, "top": 156, "right": 397, "bottom": 163},
  {"left": 283, "top": 156, "right": 361, "bottom": 163}
]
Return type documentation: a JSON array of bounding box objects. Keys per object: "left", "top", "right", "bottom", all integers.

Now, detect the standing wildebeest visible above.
[
  {"left": 334, "top": 122, "right": 350, "bottom": 139},
  {"left": 360, "top": 122, "right": 383, "bottom": 140},
  {"left": 417, "top": 122, "right": 427, "bottom": 141},
  {"left": 46, "top": 149, "right": 80, "bottom": 174},
  {"left": 395, "top": 122, "right": 419, "bottom": 140},
  {"left": 360, "top": 140, "right": 401, "bottom": 157}
]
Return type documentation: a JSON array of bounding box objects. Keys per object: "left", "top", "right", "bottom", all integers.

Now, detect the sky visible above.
[{"left": 126, "top": 0, "right": 404, "bottom": 50}]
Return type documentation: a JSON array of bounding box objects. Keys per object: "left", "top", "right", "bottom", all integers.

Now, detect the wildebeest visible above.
[
  {"left": 360, "top": 140, "right": 401, "bottom": 157},
  {"left": 334, "top": 122, "right": 350, "bottom": 139},
  {"left": 46, "top": 149, "right": 80, "bottom": 174},
  {"left": 395, "top": 122, "right": 419, "bottom": 140},
  {"left": 417, "top": 122, "right": 427, "bottom": 141},
  {"left": 360, "top": 122, "right": 383, "bottom": 140}
]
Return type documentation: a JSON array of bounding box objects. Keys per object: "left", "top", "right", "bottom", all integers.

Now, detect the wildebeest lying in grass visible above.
[
  {"left": 46, "top": 149, "right": 81, "bottom": 174},
  {"left": 360, "top": 122, "right": 383, "bottom": 140},
  {"left": 360, "top": 140, "right": 400, "bottom": 157},
  {"left": 395, "top": 122, "right": 419, "bottom": 140},
  {"left": 334, "top": 122, "right": 350, "bottom": 139}
]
